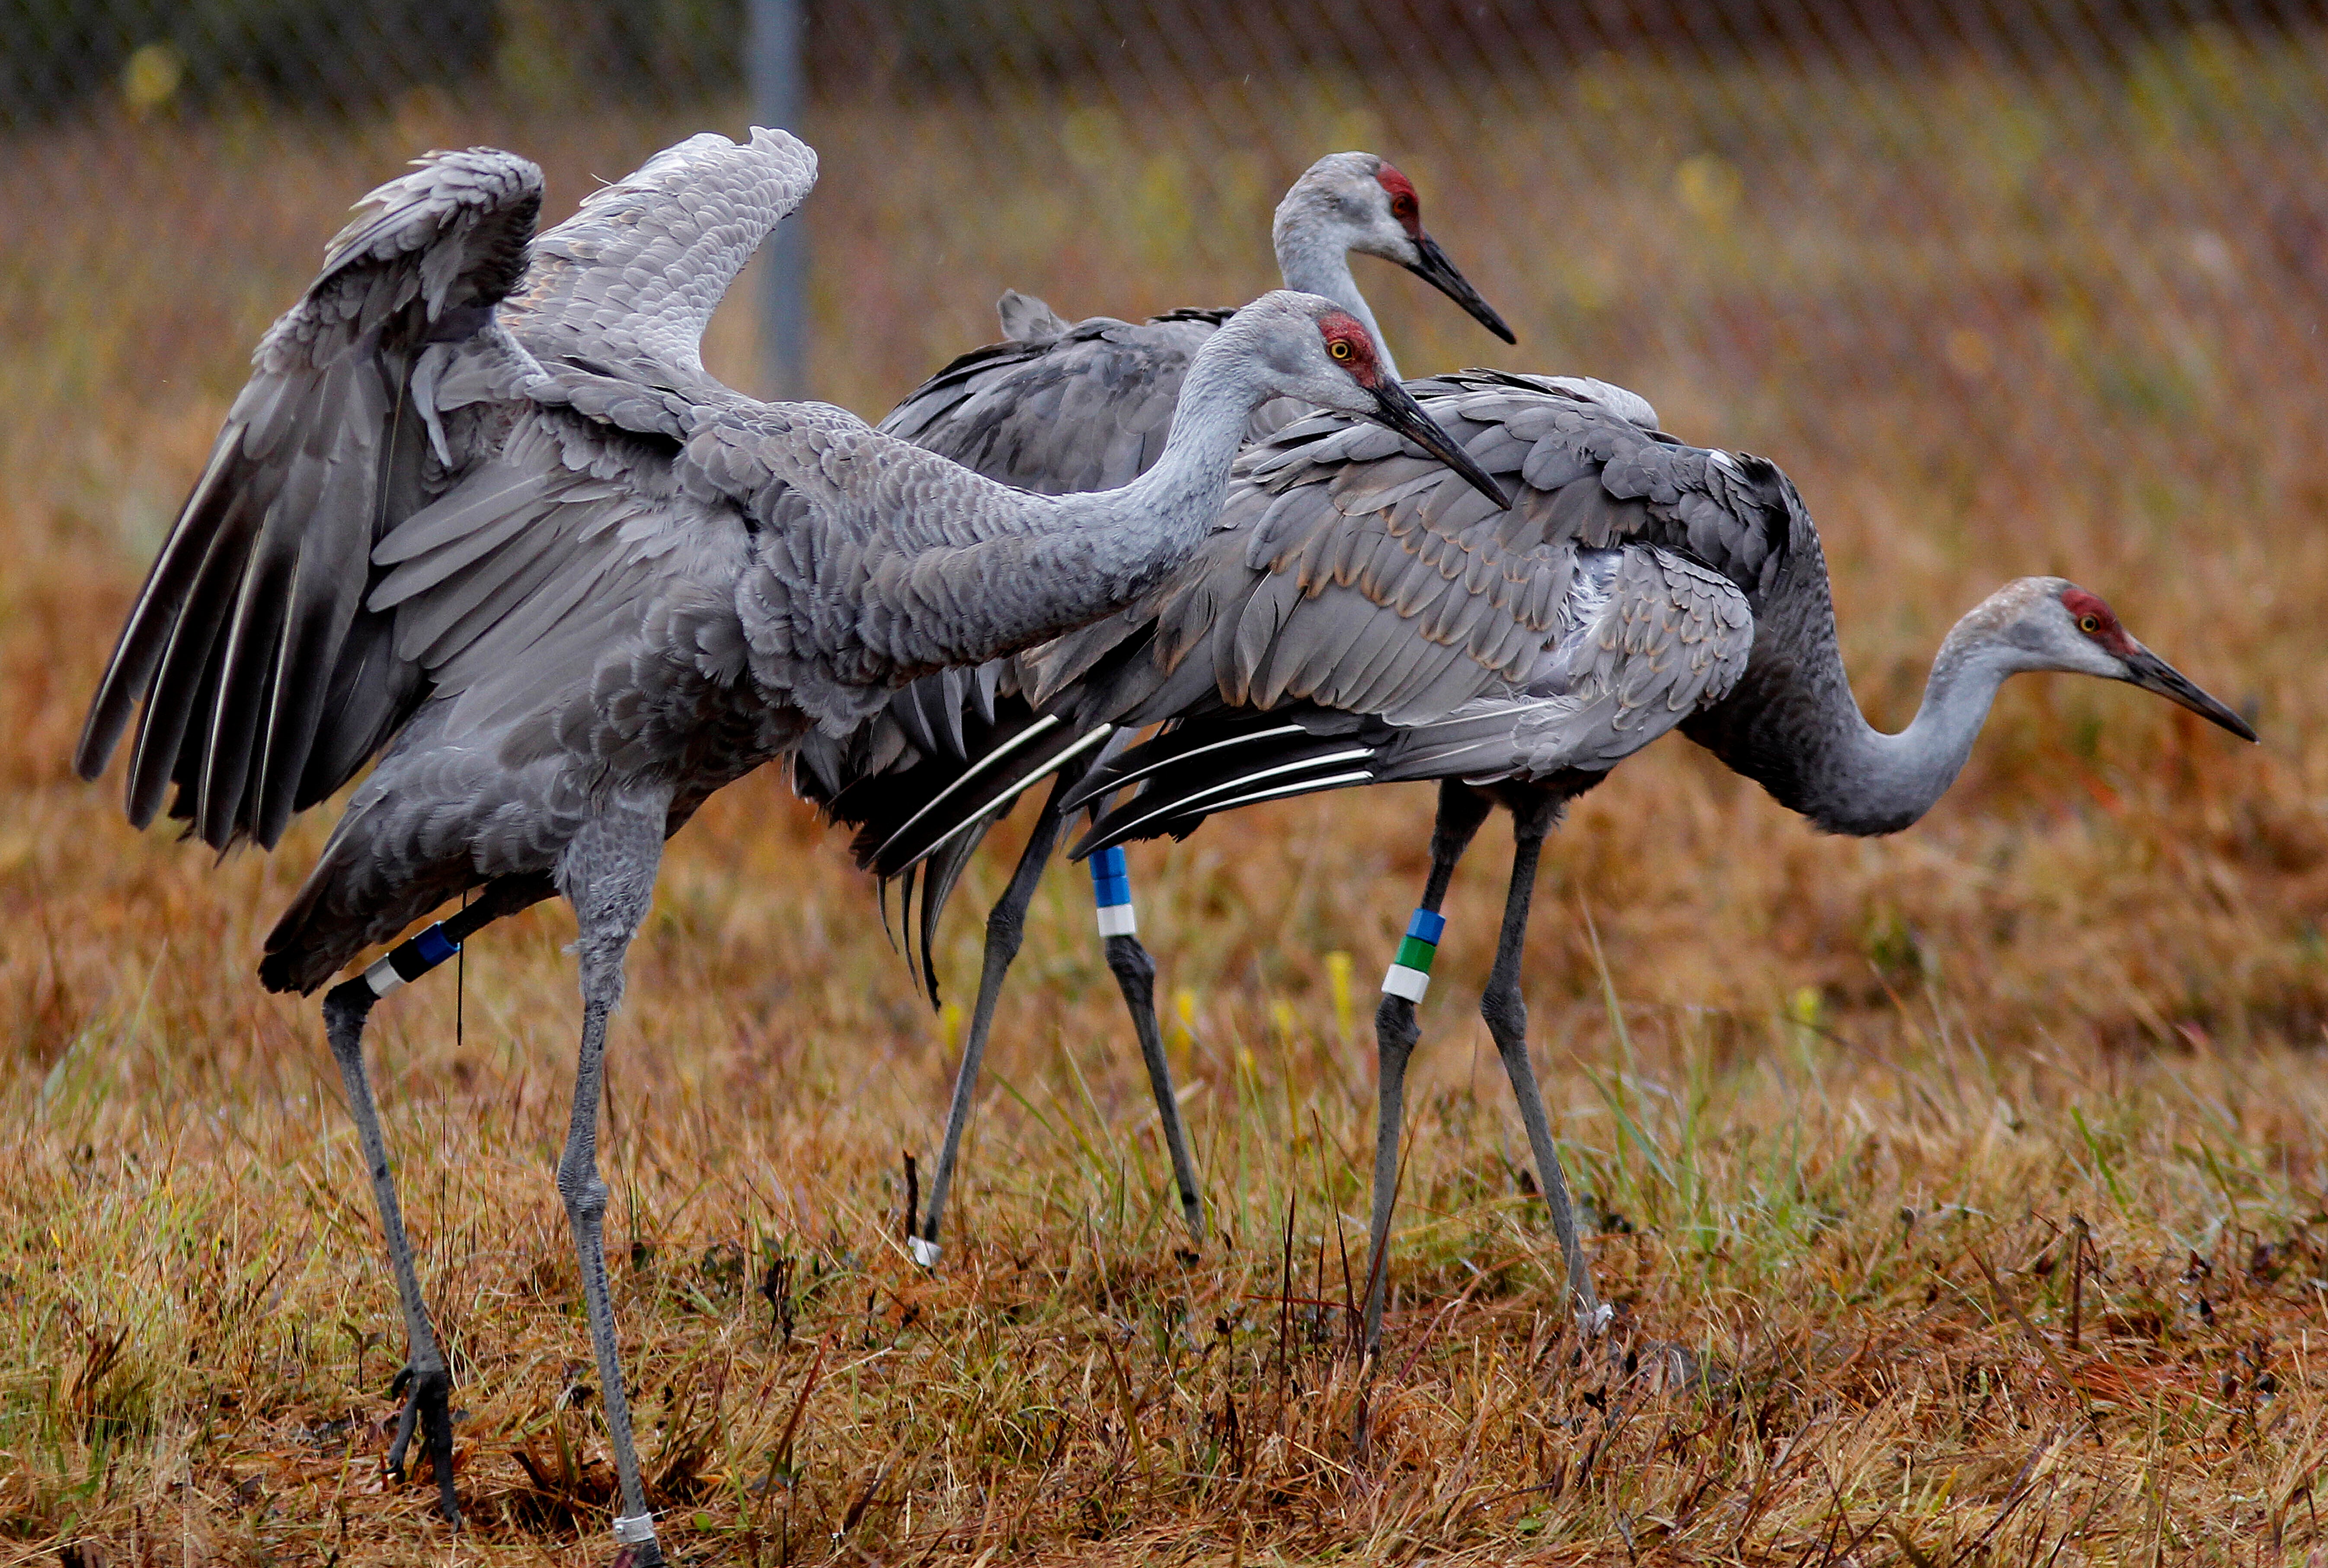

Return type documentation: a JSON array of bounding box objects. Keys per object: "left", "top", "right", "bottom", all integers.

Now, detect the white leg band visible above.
[
  {"left": 363, "top": 956, "right": 406, "bottom": 998},
  {"left": 612, "top": 1511, "right": 657, "bottom": 1546},
  {"left": 1381, "top": 963, "right": 1430, "bottom": 1003},
  {"left": 908, "top": 1236, "right": 941, "bottom": 1268},
  {"left": 1095, "top": 904, "right": 1138, "bottom": 938}
]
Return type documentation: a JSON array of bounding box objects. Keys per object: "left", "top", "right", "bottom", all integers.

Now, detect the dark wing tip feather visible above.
[
  {"left": 910, "top": 811, "right": 997, "bottom": 1006},
  {"left": 82, "top": 147, "right": 545, "bottom": 849},
  {"left": 1071, "top": 709, "right": 1387, "bottom": 855}
]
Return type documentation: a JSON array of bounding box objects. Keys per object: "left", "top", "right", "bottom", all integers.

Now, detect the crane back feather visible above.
[{"left": 854, "top": 372, "right": 1788, "bottom": 954}]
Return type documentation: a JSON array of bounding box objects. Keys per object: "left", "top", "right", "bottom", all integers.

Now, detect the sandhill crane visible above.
[
  {"left": 72, "top": 129, "right": 1505, "bottom": 1554},
  {"left": 809, "top": 151, "right": 1513, "bottom": 1261},
  {"left": 873, "top": 368, "right": 2256, "bottom": 1351}
]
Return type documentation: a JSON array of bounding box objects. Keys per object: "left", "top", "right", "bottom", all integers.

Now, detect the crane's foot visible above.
[{"left": 384, "top": 1363, "right": 461, "bottom": 1525}]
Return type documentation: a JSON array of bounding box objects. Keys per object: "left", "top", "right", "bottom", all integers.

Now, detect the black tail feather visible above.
[{"left": 1069, "top": 708, "right": 1388, "bottom": 856}]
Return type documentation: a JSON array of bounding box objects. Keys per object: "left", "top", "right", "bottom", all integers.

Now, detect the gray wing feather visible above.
[
  {"left": 83, "top": 128, "right": 831, "bottom": 861},
  {"left": 1361, "top": 547, "right": 1751, "bottom": 784},
  {"left": 875, "top": 312, "right": 1224, "bottom": 495},
  {"left": 506, "top": 128, "right": 815, "bottom": 406},
  {"left": 886, "top": 368, "right": 1789, "bottom": 876},
  {"left": 996, "top": 289, "right": 1071, "bottom": 341},
  {"left": 75, "top": 146, "right": 544, "bottom": 850},
  {"left": 1029, "top": 369, "right": 1790, "bottom": 748}
]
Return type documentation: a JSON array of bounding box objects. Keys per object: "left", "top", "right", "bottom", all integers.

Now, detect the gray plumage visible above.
[
  {"left": 880, "top": 307, "right": 1244, "bottom": 497},
  {"left": 877, "top": 151, "right": 1511, "bottom": 497},
  {"left": 75, "top": 130, "right": 1423, "bottom": 994},
  {"left": 872, "top": 365, "right": 2254, "bottom": 1345},
  {"left": 823, "top": 153, "right": 1518, "bottom": 1260},
  {"left": 818, "top": 153, "right": 1516, "bottom": 823},
  {"left": 1034, "top": 377, "right": 1759, "bottom": 818},
  {"left": 74, "top": 129, "right": 1471, "bottom": 1546}
]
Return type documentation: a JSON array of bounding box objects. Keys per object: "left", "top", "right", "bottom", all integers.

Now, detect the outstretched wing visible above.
[
  {"left": 74, "top": 147, "right": 544, "bottom": 851},
  {"left": 340, "top": 129, "right": 826, "bottom": 776},
  {"left": 80, "top": 128, "right": 825, "bottom": 856},
  {"left": 508, "top": 126, "right": 817, "bottom": 434}
]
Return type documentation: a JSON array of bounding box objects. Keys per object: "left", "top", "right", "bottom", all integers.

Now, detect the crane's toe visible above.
[{"left": 384, "top": 1362, "right": 462, "bottom": 1524}]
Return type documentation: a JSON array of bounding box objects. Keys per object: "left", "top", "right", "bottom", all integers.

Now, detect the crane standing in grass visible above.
[
  {"left": 873, "top": 368, "right": 2258, "bottom": 1353},
  {"left": 810, "top": 151, "right": 1515, "bottom": 1261},
  {"left": 72, "top": 129, "right": 1506, "bottom": 1557}
]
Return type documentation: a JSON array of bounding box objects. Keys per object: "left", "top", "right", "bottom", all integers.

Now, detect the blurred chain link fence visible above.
[{"left": 5, "top": 3, "right": 2326, "bottom": 574}]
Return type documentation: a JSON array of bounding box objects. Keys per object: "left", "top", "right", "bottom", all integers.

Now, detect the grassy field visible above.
[{"left": 3, "top": 27, "right": 2328, "bottom": 1566}]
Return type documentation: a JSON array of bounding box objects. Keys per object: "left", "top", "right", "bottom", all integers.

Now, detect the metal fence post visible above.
[{"left": 749, "top": 0, "right": 808, "bottom": 400}]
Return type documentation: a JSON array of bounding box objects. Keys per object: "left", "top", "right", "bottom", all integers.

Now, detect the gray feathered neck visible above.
[
  {"left": 1681, "top": 495, "right": 2021, "bottom": 837},
  {"left": 1271, "top": 153, "right": 1400, "bottom": 382}
]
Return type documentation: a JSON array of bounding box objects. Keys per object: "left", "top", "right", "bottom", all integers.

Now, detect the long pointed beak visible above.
[
  {"left": 1404, "top": 231, "right": 1516, "bottom": 345},
  {"left": 1365, "top": 379, "right": 1510, "bottom": 510},
  {"left": 2121, "top": 645, "right": 2256, "bottom": 741}
]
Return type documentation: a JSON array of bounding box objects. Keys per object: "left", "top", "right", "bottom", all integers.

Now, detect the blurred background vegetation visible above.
[{"left": 12, "top": 2, "right": 2328, "bottom": 115}]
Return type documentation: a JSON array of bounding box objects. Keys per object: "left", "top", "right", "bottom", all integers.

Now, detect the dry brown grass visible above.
[{"left": 4, "top": 29, "right": 2328, "bottom": 1567}]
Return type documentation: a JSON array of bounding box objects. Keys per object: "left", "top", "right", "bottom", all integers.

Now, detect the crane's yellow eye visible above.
[
  {"left": 1329, "top": 338, "right": 1353, "bottom": 361},
  {"left": 2079, "top": 614, "right": 2100, "bottom": 633}
]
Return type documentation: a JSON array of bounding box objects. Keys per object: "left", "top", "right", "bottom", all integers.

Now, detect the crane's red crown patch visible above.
[
  {"left": 2061, "top": 587, "right": 2136, "bottom": 654},
  {"left": 1375, "top": 163, "right": 1421, "bottom": 233},
  {"left": 1317, "top": 309, "right": 1382, "bottom": 385}
]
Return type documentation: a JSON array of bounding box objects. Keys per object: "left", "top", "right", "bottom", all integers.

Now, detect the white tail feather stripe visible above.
[
  {"left": 871, "top": 713, "right": 1069, "bottom": 862},
  {"left": 1193, "top": 770, "right": 1377, "bottom": 818},
  {"left": 1095, "top": 766, "right": 1377, "bottom": 847},
  {"left": 1072, "top": 722, "right": 1308, "bottom": 800},
  {"left": 1091, "top": 750, "right": 1375, "bottom": 844},
  {"left": 900, "top": 724, "right": 1116, "bottom": 867}
]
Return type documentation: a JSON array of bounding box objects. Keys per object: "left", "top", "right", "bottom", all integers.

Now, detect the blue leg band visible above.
[{"left": 1089, "top": 846, "right": 1136, "bottom": 938}]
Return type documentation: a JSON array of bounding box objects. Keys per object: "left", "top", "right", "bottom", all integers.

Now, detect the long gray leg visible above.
[
  {"left": 553, "top": 794, "right": 672, "bottom": 1566},
  {"left": 917, "top": 771, "right": 1077, "bottom": 1262},
  {"left": 1362, "top": 782, "right": 1493, "bottom": 1356},
  {"left": 1098, "top": 905, "right": 1205, "bottom": 1243},
  {"left": 1481, "top": 792, "right": 1601, "bottom": 1328},
  {"left": 319, "top": 881, "right": 541, "bottom": 1524},
  {"left": 1079, "top": 725, "right": 1203, "bottom": 1240},
  {"left": 918, "top": 766, "right": 1206, "bottom": 1258},
  {"left": 324, "top": 984, "right": 461, "bottom": 1524}
]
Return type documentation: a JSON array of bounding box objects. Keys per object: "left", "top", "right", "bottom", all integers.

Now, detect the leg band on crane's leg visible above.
[
  {"left": 1380, "top": 908, "right": 1444, "bottom": 1003},
  {"left": 362, "top": 923, "right": 462, "bottom": 999},
  {"left": 1089, "top": 846, "right": 1137, "bottom": 939}
]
